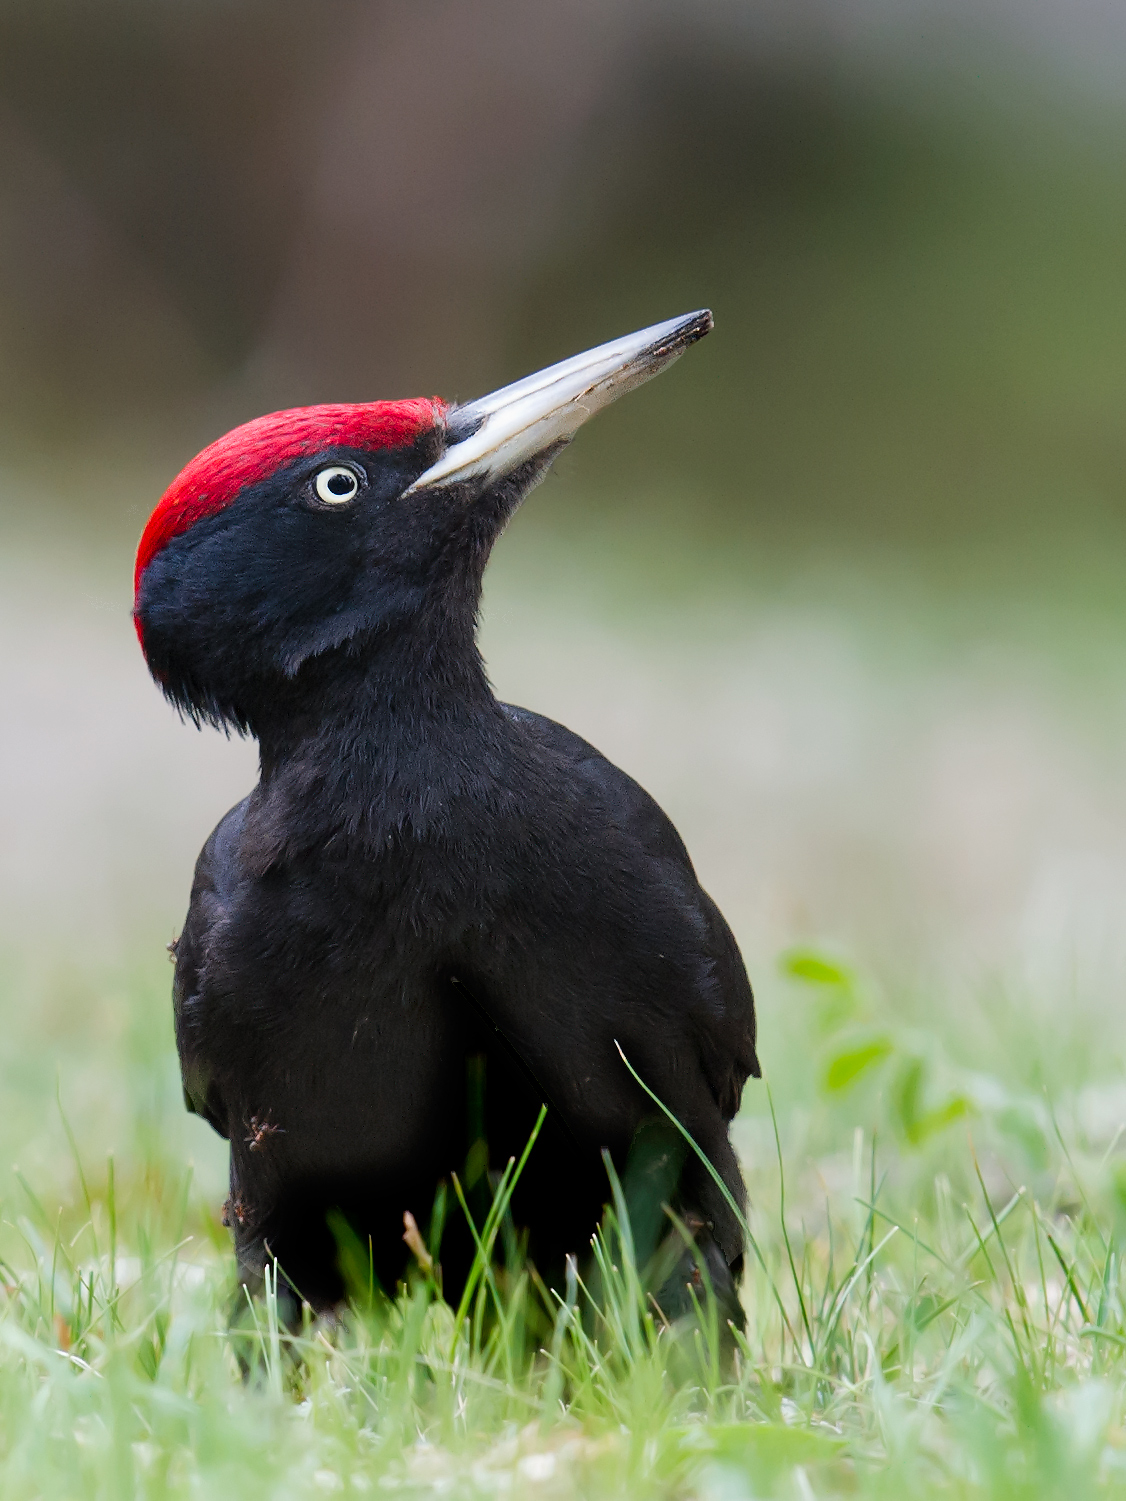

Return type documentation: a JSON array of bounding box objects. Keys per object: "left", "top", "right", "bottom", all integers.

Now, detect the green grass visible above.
[{"left": 2, "top": 953, "right": 1126, "bottom": 1498}]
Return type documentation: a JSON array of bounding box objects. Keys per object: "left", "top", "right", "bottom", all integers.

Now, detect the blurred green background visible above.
[{"left": 4, "top": 0, "right": 1126, "bottom": 1208}]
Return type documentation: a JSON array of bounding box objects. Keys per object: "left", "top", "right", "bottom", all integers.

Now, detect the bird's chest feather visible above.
[{"left": 181, "top": 840, "right": 495, "bottom": 1169}]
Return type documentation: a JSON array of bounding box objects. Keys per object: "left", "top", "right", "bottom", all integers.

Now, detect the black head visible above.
[{"left": 133, "top": 311, "right": 712, "bottom": 735}]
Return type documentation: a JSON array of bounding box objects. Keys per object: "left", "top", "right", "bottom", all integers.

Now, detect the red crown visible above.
[{"left": 134, "top": 398, "right": 445, "bottom": 605}]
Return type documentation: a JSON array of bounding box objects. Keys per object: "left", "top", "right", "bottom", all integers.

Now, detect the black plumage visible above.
[{"left": 135, "top": 312, "right": 759, "bottom": 1319}]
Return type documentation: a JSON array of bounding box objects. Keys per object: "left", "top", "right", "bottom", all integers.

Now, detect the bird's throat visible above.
[{"left": 250, "top": 631, "right": 505, "bottom": 855}]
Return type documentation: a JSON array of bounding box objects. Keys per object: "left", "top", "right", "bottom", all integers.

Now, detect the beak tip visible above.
[
  {"left": 649, "top": 309, "right": 713, "bottom": 362},
  {"left": 681, "top": 308, "right": 714, "bottom": 345},
  {"left": 640, "top": 308, "right": 713, "bottom": 379}
]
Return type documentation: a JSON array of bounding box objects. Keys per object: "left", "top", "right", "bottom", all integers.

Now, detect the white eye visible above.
[{"left": 314, "top": 465, "right": 361, "bottom": 504}]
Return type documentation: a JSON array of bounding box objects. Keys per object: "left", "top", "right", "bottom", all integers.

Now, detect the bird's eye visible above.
[{"left": 313, "top": 466, "right": 361, "bottom": 505}]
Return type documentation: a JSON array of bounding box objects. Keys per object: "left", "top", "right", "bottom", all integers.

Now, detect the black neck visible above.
[{"left": 250, "top": 617, "right": 507, "bottom": 842}]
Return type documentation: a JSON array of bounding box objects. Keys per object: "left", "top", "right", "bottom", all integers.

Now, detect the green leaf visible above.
[
  {"left": 909, "top": 1095, "right": 972, "bottom": 1142},
  {"left": 892, "top": 1056, "right": 973, "bottom": 1144},
  {"left": 780, "top": 949, "right": 853, "bottom": 987},
  {"left": 822, "top": 1036, "right": 894, "bottom": 1092}
]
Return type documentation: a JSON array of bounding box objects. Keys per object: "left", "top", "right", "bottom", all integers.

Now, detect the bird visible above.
[{"left": 134, "top": 310, "right": 759, "bottom": 1323}]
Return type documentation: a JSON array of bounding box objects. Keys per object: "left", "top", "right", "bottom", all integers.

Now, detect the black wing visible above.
[
  {"left": 501, "top": 701, "right": 760, "bottom": 1108},
  {"left": 172, "top": 796, "right": 250, "bottom": 1138},
  {"left": 455, "top": 704, "right": 760, "bottom": 1268}
]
